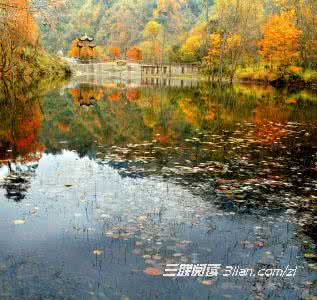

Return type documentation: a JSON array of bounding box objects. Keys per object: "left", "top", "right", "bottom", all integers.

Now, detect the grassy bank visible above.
[
  {"left": 31, "top": 50, "right": 71, "bottom": 80},
  {"left": 235, "top": 65, "right": 317, "bottom": 87},
  {"left": 2, "top": 47, "right": 72, "bottom": 83}
]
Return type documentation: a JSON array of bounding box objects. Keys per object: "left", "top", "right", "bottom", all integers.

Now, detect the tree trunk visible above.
[{"left": 218, "top": 32, "right": 227, "bottom": 82}]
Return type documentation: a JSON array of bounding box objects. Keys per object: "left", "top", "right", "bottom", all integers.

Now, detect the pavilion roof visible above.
[{"left": 79, "top": 33, "right": 94, "bottom": 42}]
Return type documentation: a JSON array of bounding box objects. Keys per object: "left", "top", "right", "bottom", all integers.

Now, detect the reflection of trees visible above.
[
  {"left": 126, "top": 88, "right": 140, "bottom": 101},
  {"left": 0, "top": 80, "right": 43, "bottom": 201},
  {"left": 70, "top": 84, "right": 106, "bottom": 107},
  {"left": 42, "top": 82, "right": 317, "bottom": 161},
  {"left": 42, "top": 85, "right": 149, "bottom": 157},
  {"left": 2, "top": 169, "right": 33, "bottom": 202},
  {"left": 0, "top": 80, "right": 43, "bottom": 162}
]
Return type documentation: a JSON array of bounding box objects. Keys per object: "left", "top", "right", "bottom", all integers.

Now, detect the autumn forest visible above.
[
  {"left": 45, "top": 0, "right": 317, "bottom": 84},
  {"left": 0, "top": 0, "right": 316, "bottom": 84}
]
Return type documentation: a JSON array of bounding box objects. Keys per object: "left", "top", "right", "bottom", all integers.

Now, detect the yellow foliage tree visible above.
[
  {"left": 180, "top": 22, "right": 206, "bottom": 62},
  {"left": 204, "top": 32, "right": 241, "bottom": 81},
  {"left": 258, "top": 11, "right": 302, "bottom": 68},
  {"left": 154, "top": 0, "right": 184, "bottom": 15},
  {"left": 108, "top": 46, "right": 121, "bottom": 60},
  {"left": 208, "top": 34, "right": 222, "bottom": 58},
  {"left": 143, "top": 21, "right": 163, "bottom": 63},
  {"left": 181, "top": 36, "right": 202, "bottom": 62},
  {"left": 126, "top": 47, "right": 142, "bottom": 62},
  {"left": 300, "top": 6, "right": 317, "bottom": 67},
  {"left": 144, "top": 21, "right": 162, "bottom": 40}
]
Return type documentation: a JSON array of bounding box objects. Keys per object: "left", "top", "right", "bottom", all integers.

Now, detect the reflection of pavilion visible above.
[{"left": 69, "top": 84, "right": 105, "bottom": 107}]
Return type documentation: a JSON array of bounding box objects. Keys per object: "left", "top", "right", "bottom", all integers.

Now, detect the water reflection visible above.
[
  {"left": 0, "top": 80, "right": 43, "bottom": 202},
  {"left": 0, "top": 81, "right": 43, "bottom": 163},
  {"left": 0, "top": 80, "right": 316, "bottom": 299}
]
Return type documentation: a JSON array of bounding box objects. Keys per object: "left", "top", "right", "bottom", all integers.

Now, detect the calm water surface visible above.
[{"left": 0, "top": 79, "right": 316, "bottom": 300}]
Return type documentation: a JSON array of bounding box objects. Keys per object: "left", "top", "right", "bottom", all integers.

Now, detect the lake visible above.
[{"left": 0, "top": 78, "right": 316, "bottom": 300}]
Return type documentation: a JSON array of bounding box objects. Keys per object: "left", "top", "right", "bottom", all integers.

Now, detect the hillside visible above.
[{"left": 36, "top": 0, "right": 211, "bottom": 59}]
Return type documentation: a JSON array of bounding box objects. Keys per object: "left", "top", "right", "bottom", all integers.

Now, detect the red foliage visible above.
[
  {"left": 108, "top": 46, "right": 121, "bottom": 59},
  {"left": 126, "top": 88, "right": 140, "bottom": 101},
  {"left": 108, "top": 91, "right": 121, "bottom": 102},
  {"left": 126, "top": 47, "right": 142, "bottom": 62}
]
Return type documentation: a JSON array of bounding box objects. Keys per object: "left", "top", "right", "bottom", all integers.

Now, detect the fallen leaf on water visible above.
[
  {"left": 200, "top": 280, "right": 215, "bottom": 286},
  {"left": 304, "top": 253, "right": 316, "bottom": 259},
  {"left": 176, "top": 243, "right": 186, "bottom": 249},
  {"left": 286, "top": 98, "right": 297, "bottom": 104},
  {"left": 143, "top": 267, "right": 162, "bottom": 276},
  {"left": 255, "top": 241, "right": 264, "bottom": 248},
  {"left": 137, "top": 215, "right": 147, "bottom": 222},
  {"left": 132, "top": 249, "right": 142, "bottom": 255},
  {"left": 153, "top": 255, "right": 161, "bottom": 260},
  {"left": 93, "top": 249, "right": 103, "bottom": 256},
  {"left": 145, "top": 259, "right": 156, "bottom": 265},
  {"left": 308, "top": 264, "right": 317, "bottom": 271},
  {"left": 132, "top": 268, "right": 141, "bottom": 273},
  {"left": 30, "top": 208, "right": 38, "bottom": 215},
  {"left": 12, "top": 219, "right": 26, "bottom": 225},
  {"left": 304, "top": 281, "right": 314, "bottom": 287},
  {"left": 100, "top": 214, "right": 110, "bottom": 219},
  {"left": 216, "top": 186, "right": 231, "bottom": 191}
]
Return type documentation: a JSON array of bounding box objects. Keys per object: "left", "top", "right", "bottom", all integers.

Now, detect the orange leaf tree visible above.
[
  {"left": 126, "top": 47, "right": 142, "bottom": 62},
  {"left": 68, "top": 39, "right": 80, "bottom": 57},
  {"left": 258, "top": 11, "right": 302, "bottom": 69},
  {"left": 108, "top": 46, "right": 121, "bottom": 60},
  {"left": 0, "top": 0, "right": 39, "bottom": 77}
]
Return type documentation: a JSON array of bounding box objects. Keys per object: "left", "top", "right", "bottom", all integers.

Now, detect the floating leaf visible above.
[
  {"left": 200, "top": 280, "right": 215, "bottom": 286},
  {"left": 64, "top": 184, "right": 74, "bottom": 187},
  {"left": 132, "top": 249, "right": 142, "bottom": 255},
  {"left": 145, "top": 259, "right": 156, "bottom": 265},
  {"left": 137, "top": 215, "right": 147, "bottom": 222},
  {"left": 304, "top": 253, "right": 316, "bottom": 259},
  {"left": 143, "top": 267, "right": 162, "bottom": 276},
  {"left": 255, "top": 241, "right": 264, "bottom": 248},
  {"left": 216, "top": 186, "right": 231, "bottom": 191},
  {"left": 12, "top": 219, "right": 26, "bottom": 225},
  {"left": 93, "top": 249, "right": 103, "bottom": 256},
  {"left": 287, "top": 98, "right": 297, "bottom": 104}
]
